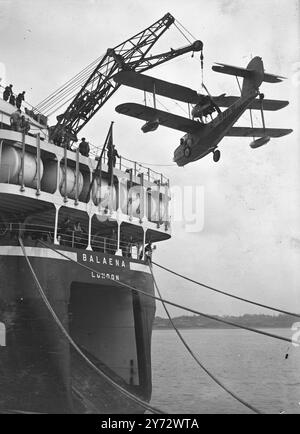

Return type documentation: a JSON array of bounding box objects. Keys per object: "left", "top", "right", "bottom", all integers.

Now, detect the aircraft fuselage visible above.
[{"left": 174, "top": 90, "right": 259, "bottom": 166}]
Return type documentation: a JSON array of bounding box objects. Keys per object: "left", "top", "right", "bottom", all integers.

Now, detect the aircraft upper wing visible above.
[
  {"left": 225, "top": 127, "right": 293, "bottom": 138},
  {"left": 212, "top": 95, "right": 289, "bottom": 111},
  {"left": 115, "top": 103, "right": 204, "bottom": 134},
  {"left": 114, "top": 71, "right": 201, "bottom": 104}
]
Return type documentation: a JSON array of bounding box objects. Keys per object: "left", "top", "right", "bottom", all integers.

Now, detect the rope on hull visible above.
[
  {"left": 37, "top": 240, "right": 295, "bottom": 344},
  {"left": 19, "top": 237, "right": 165, "bottom": 415},
  {"left": 149, "top": 263, "right": 263, "bottom": 415},
  {"left": 152, "top": 261, "right": 300, "bottom": 319}
]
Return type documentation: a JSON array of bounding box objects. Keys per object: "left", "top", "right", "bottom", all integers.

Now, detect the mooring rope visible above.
[
  {"left": 19, "top": 237, "right": 165, "bottom": 415},
  {"left": 37, "top": 240, "right": 295, "bottom": 344},
  {"left": 149, "top": 264, "right": 263, "bottom": 414},
  {"left": 152, "top": 262, "right": 300, "bottom": 320}
]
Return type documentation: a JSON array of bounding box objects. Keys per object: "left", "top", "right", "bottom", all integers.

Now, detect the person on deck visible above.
[
  {"left": 16, "top": 91, "right": 25, "bottom": 109},
  {"left": 78, "top": 137, "right": 90, "bottom": 157},
  {"left": 73, "top": 221, "right": 83, "bottom": 247},
  {"left": 20, "top": 116, "right": 30, "bottom": 134},
  {"left": 144, "top": 242, "right": 154, "bottom": 263},
  {"left": 107, "top": 229, "right": 117, "bottom": 255},
  {"left": 9, "top": 93, "right": 16, "bottom": 106},
  {"left": 59, "top": 217, "right": 73, "bottom": 246},
  {"left": 3, "top": 84, "right": 13, "bottom": 101},
  {"left": 107, "top": 144, "right": 120, "bottom": 168},
  {"left": 10, "top": 109, "right": 22, "bottom": 131}
]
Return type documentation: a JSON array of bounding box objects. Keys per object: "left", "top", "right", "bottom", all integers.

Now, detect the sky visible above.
[{"left": 0, "top": 0, "right": 299, "bottom": 317}]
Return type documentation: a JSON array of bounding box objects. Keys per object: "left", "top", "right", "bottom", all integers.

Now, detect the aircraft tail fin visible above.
[{"left": 212, "top": 57, "right": 286, "bottom": 96}]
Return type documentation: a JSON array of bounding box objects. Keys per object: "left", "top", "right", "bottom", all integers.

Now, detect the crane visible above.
[{"left": 45, "top": 13, "right": 202, "bottom": 145}]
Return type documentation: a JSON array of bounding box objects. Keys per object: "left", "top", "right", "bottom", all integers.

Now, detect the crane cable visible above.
[
  {"left": 173, "top": 22, "right": 193, "bottom": 44},
  {"left": 37, "top": 240, "right": 296, "bottom": 344},
  {"left": 39, "top": 19, "right": 198, "bottom": 116},
  {"left": 152, "top": 261, "right": 300, "bottom": 320},
  {"left": 149, "top": 264, "right": 263, "bottom": 414},
  {"left": 174, "top": 19, "right": 198, "bottom": 42},
  {"left": 19, "top": 237, "right": 165, "bottom": 415},
  {"left": 36, "top": 56, "right": 103, "bottom": 111}
]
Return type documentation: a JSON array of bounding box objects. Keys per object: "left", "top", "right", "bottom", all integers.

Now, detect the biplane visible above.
[{"left": 114, "top": 56, "right": 292, "bottom": 166}]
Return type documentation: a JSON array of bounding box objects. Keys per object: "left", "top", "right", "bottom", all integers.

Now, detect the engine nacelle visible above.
[{"left": 141, "top": 118, "right": 159, "bottom": 133}]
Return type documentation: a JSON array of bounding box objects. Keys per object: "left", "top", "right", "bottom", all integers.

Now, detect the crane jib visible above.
[{"left": 48, "top": 14, "right": 202, "bottom": 145}]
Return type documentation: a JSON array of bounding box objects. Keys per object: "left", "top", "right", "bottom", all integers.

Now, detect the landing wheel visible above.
[{"left": 213, "top": 149, "right": 221, "bottom": 162}]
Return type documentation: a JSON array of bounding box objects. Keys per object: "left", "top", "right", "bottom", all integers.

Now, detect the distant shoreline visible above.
[
  {"left": 153, "top": 325, "right": 291, "bottom": 330},
  {"left": 154, "top": 313, "right": 298, "bottom": 330}
]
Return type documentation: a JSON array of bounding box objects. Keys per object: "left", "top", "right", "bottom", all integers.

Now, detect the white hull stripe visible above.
[
  {"left": 130, "top": 262, "right": 151, "bottom": 274},
  {"left": 0, "top": 246, "right": 151, "bottom": 273},
  {"left": 0, "top": 246, "right": 77, "bottom": 261}
]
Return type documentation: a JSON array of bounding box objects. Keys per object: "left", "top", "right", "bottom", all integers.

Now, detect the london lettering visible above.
[{"left": 91, "top": 272, "right": 120, "bottom": 281}]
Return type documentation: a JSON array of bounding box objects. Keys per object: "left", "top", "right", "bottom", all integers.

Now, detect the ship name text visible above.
[{"left": 81, "top": 253, "right": 127, "bottom": 269}]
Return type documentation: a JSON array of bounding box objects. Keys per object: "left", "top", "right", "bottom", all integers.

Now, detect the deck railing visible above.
[
  {"left": 0, "top": 222, "right": 142, "bottom": 259},
  {"left": 88, "top": 142, "right": 169, "bottom": 186},
  {"left": 0, "top": 84, "right": 48, "bottom": 126}
]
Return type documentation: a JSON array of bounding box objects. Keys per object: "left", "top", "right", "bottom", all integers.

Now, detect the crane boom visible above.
[{"left": 48, "top": 13, "right": 202, "bottom": 144}]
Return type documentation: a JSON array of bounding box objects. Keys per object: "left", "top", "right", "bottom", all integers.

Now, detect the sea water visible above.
[
  {"left": 150, "top": 328, "right": 300, "bottom": 414},
  {"left": 0, "top": 327, "right": 299, "bottom": 414}
]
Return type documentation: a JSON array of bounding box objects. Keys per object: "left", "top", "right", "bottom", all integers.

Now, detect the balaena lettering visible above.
[{"left": 82, "top": 253, "right": 126, "bottom": 268}]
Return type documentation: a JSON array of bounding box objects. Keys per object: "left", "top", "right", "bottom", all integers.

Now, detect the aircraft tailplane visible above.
[{"left": 212, "top": 57, "right": 285, "bottom": 97}]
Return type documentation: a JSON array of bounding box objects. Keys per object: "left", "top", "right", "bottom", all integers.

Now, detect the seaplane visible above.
[{"left": 114, "top": 56, "right": 292, "bottom": 166}]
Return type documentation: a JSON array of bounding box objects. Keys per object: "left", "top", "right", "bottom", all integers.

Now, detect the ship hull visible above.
[{"left": 0, "top": 245, "right": 155, "bottom": 413}]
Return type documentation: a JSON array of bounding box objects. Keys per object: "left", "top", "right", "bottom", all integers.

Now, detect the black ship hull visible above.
[{"left": 0, "top": 246, "right": 155, "bottom": 413}]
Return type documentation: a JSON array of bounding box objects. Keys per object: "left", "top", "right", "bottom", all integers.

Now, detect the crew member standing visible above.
[
  {"left": 16, "top": 91, "right": 25, "bottom": 109},
  {"left": 107, "top": 144, "right": 120, "bottom": 168},
  {"left": 9, "top": 93, "right": 16, "bottom": 106},
  {"left": 10, "top": 109, "right": 22, "bottom": 131},
  {"left": 3, "top": 84, "right": 13, "bottom": 101},
  {"left": 20, "top": 116, "right": 30, "bottom": 134},
  {"left": 144, "top": 242, "right": 153, "bottom": 263},
  {"left": 78, "top": 137, "right": 90, "bottom": 157}
]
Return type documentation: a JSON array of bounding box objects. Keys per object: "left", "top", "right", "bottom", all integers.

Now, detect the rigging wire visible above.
[
  {"left": 149, "top": 264, "right": 263, "bottom": 414},
  {"left": 173, "top": 22, "right": 192, "bottom": 44},
  {"left": 174, "top": 18, "right": 197, "bottom": 42},
  {"left": 36, "top": 56, "right": 103, "bottom": 111},
  {"left": 152, "top": 262, "right": 300, "bottom": 320},
  {"left": 37, "top": 240, "right": 296, "bottom": 344},
  {"left": 19, "top": 237, "right": 165, "bottom": 415},
  {"left": 38, "top": 18, "right": 198, "bottom": 116},
  {"left": 40, "top": 68, "right": 95, "bottom": 114}
]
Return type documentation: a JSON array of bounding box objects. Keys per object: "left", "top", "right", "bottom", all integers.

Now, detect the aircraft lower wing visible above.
[
  {"left": 212, "top": 95, "right": 289, "bottom": 111},
  {"left": 115, "top": 103, "right": 204, "bottom": 134},
  {"left": 226, "top": 127, "right": 293, "bottom": 138}
]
